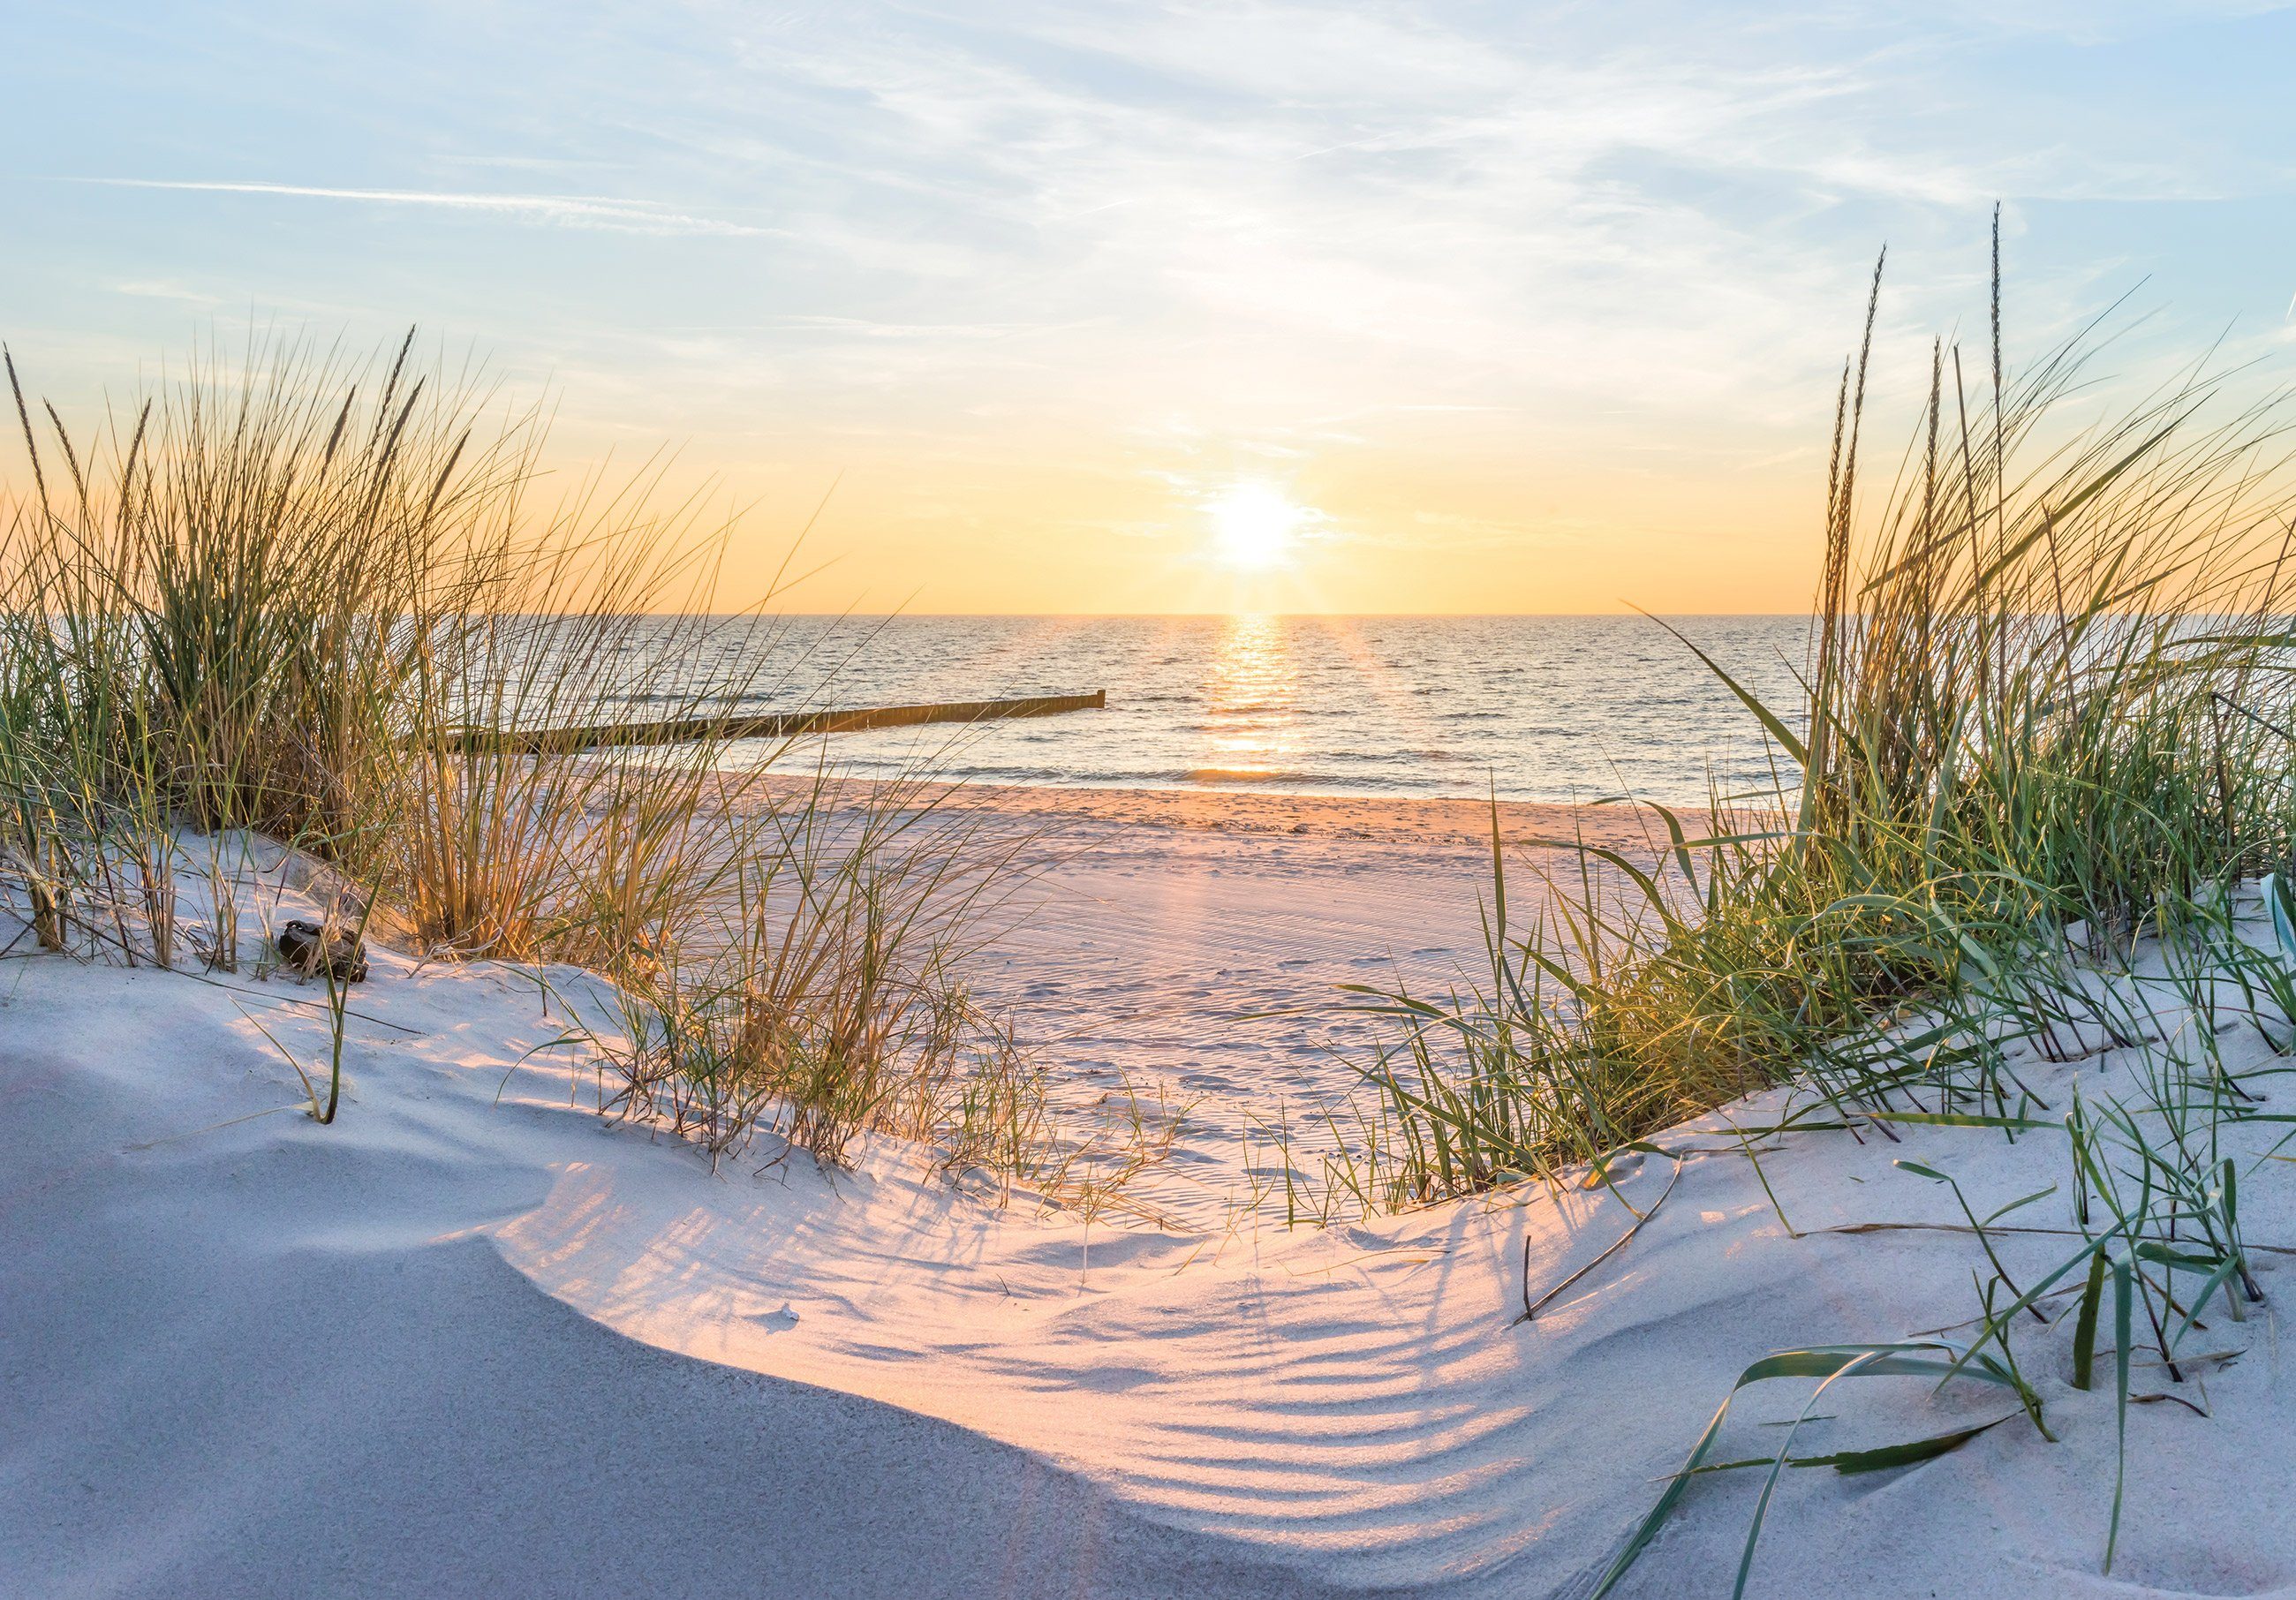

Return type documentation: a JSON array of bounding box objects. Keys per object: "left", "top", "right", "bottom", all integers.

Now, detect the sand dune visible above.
[{"left": 8, "top": 793, "right": 2296, "bottom": 1598}]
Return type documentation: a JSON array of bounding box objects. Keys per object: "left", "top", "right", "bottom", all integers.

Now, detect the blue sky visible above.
[{"left": 5, "top": 2, "right": 2294, "bottom": 611}]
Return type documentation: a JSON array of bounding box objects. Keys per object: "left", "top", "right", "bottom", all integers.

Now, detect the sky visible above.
[{"left": 5, "top": 2, "right": 2296, "bottom": 614}]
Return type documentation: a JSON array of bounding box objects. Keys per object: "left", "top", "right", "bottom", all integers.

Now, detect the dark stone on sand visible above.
[{"left": 276, "top": 918, "right": 369, "bottom": 983}]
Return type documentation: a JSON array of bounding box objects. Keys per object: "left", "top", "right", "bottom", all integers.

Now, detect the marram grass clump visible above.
[
  {"left": 1348, "top": 243, "right": 2296, "bottom": 1207},
  {"left": 1346, "top": 233, "right": 2296, "bottom": 1593},
  {"left": 0, "top": 330, "right": 1076, "bottom": 1189}
]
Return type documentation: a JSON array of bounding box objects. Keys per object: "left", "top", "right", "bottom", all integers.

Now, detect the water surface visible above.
[{"left": 614, "top": 614, "right": 1808, "bottom": 806}]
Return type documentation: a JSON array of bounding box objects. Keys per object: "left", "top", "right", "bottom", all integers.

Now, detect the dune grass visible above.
[
  {"left": 0, "top": 330, "right": 1068, "bottom": 1186},
  {"left": 1344, "top": 238, "right": 2296, "bottom": 1205},
  {"left": 1332, "top": 230, "right": 2296, "bottom": 1586}
]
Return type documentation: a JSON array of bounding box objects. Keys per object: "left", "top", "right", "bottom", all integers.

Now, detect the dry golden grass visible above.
[{"left": 0, "top": 329, "right": 1092, "bottom": 1188}]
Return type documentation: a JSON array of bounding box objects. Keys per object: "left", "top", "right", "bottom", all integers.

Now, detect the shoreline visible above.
[{"left": 731, "top": 770, "right": 1723, "bottom": 851}]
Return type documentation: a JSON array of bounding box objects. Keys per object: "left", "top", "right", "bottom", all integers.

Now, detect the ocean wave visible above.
[{"left": 1185, "top": 767, "right": 1321, "bottom": 785}]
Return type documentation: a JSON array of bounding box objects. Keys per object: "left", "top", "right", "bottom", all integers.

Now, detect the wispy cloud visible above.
[
  {"left": 14, "top": 1, "right": 2296, "bottom": 608},
  {"left": 432, "top": 154, "right": 637, "bottom": 172},
  {"left": 60, "top": 177, "right": 769, "bottom": 238},
  {"left": 110, "top": 278, "right": 222, "bottom": 306}
]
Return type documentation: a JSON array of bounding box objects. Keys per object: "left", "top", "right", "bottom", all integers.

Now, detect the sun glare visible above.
[{"left": 1207, "top": 483, "right": 1303, "bottom": 571}]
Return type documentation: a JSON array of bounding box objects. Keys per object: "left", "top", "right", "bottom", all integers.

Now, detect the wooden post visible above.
[{"left": 422, "top": 690, "right": 1107, "bottom": 756}]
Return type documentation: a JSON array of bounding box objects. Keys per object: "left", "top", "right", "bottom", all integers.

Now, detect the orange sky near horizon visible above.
[{"left": 577, "top": 417, "right": 1830, "bottom": 617}]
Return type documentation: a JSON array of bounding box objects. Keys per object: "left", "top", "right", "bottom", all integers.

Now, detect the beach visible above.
[
  {"left": 739, "top": 781, "right": 1699, "bottom": 1228},
  {"left": 11, "top": 785, "right": 2296, "bottom": 1598},
  {"left": 12, "top": 19, "right": 2296, "bottom": 1594}
]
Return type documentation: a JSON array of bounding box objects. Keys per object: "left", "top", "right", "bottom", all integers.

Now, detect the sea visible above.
[{"left": 619, "top": 614, "right": 1811, "bottom": 808}]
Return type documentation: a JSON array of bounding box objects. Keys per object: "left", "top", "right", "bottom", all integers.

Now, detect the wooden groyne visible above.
[{"left": 425, "top": 690, "right": 1107, "bottom": 756}]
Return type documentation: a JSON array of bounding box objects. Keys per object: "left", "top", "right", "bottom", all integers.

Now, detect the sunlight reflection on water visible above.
[{"left": 1197, "top": 615, "right": 1298, "bottom": 781}]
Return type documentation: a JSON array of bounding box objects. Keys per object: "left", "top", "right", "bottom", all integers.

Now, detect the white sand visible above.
[
  {"left": 793, "top": 781, "right": 1695, "bottom": 1228},
  {"left": 7, "top": 799, "right": 2296, "bottom": 1598}
]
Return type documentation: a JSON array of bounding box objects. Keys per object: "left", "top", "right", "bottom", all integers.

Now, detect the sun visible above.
[{"left": 1206, "top": 483, "right": 1303, "bottom": 571}]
